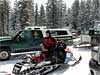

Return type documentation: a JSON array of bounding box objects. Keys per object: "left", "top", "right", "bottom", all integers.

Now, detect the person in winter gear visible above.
[{"left": 40, "top": 30, "right": 57, "bottom": 59}]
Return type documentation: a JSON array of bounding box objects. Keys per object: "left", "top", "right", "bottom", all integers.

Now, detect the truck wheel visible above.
[
  {"left": 0, "top": 49, "right": 11, "bottom": 61},
  {"left": 90, "top": 70, "right": 95, "bottom": 75}
]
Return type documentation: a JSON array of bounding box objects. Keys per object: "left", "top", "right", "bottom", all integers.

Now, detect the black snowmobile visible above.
[{"left": 12, "top": 42, "right": 82, "bottom": 75}]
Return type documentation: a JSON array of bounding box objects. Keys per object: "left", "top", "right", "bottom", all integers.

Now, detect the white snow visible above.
[
  {"left": 0, "top": 59, "right": 22, "bottom": 75},
  {"left": 49, "top": 46, "right": 91, "bottom": 75}
]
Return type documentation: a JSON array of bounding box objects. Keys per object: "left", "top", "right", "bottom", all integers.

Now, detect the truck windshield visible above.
[
  {"left": 94, "top": 22, "right": 100, "bottom": 28},
  {"left": 11, "top": 31, "right": 22, "bottom": 38},
  {"left": 97, "top": 24, "right": 100, "bottom": 28}
]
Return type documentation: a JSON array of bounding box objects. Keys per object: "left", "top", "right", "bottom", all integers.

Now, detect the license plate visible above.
[{"left": 12, "top": 63, "right": 22, "bottom": 74}]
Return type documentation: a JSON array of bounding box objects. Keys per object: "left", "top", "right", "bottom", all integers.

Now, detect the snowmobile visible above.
[{"left": 12, "top": 42, "right": 82, "bottom": 75}]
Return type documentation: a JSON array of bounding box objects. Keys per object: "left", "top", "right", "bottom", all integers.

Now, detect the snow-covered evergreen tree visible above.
[
  {"left": 0, "top": 0, "right": 10, "bottom": 36},
  {"left": 57, "top": 0, "right": 67, "bottom": 28},
  {"left": 46, "top": 0, "right": 58, "bottom": 28},
  {"left": 69, "top": 0, "right": 100, "bottom": 31},
  {"left": 66, "top": 8, "right": 72, "bottom": 28},
  {"left": 83, "top": 0, "right": 92, "bottom": 31},
  {"left": 12, "top": 0, "right": 18, "bottom": 31},
  {"left": 92, "top": 0, "right": 100, "bottom": 22},
  {"left": 46, "top": 0, "right": 67, "bottom": 28},
  {"left": 71, "top": 0, "right": 79, "bottom": 30},
  {"left": 78, "top": 0, "right": 85, "bottom": 31},
  {"left": 35, "top": 3, "right": 39, "bottom": 26},
  {"left": 12, "top": 0, "right": 34, "bottom": 31},
  {"left": 39, "top": 4, "right": 47, "bottom": 26}
]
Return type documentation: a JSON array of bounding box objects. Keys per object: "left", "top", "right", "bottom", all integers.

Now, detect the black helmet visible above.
[
  {"left": 46, "top": 30, "right": 51, "bottom": 37},
  {"left": 46, "top": 30, "right": 50, "bottom": 33}
]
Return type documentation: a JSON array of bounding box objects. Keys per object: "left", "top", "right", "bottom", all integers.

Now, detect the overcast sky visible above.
[{"left": 10, "top": 0, "right": 75, "bottom": 8}]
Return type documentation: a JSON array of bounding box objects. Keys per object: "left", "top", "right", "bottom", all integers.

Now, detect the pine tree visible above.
[
  {"left": 71, "top": 0, "right": 79, "bottom": 30},
  {"left": 66, "top": 8, "right": 72, "bottom": 28},
  {"left": 92, "top": 0, "right": 100, "bottom": 21},
  {"left": 65, "top": 0, "right": 100, "bottom": 32},
  {"left": 35, "top": 3, "right": 39, "bottom": 26},
  {"left": 57, "top": 0, "right": 67, "bottom": 28},
  {"left": 9, "top": 10, "right": 15, "bottom": 35},
  {"left": 78, "top": 0, "right": 85, "bottom": 31},
  {"left": 83, "top": 0, "right": 92, "bottom": 31},
  {"left": 39, "top": 4, "right": 46, "bottom": 26},
  {"left": 32, "top": 0, "right": 35, "bottom": 26},
  {"left": 12, "top": 0, "right": 18, "bottom": 31},
  {"left": 13, "top": 0, "right": 34, "bottom": 31},
  {"left": 46, "top": 0, "right": 58, "bottom": 28},
  {"left": 0, "top": 0, "right": 10, "bottom": 36}
]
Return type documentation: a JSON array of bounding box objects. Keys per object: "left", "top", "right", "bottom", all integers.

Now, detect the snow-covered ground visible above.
[
  {"left": 0, "top": 46, "right": 91, "bottom": 75},
  {"left": 0, "top": 59, "right": 22, "bottom": 75},
  {"left": 49, "top": 47, "right": 91, "bottom": 75}
]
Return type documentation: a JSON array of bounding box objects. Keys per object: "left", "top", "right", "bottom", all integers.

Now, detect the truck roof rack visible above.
[{"left": 25, "top": 26, "right": 47, "bottom": 30}]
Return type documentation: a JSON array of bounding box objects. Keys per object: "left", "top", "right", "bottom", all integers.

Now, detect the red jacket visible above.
[{"left": 42, "top": 37, "right": 56, "bottom": 49}]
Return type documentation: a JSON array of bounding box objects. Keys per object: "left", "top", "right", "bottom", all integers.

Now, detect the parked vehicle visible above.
[
  {"left": 89, "top": 21, "right": 100, "bottom": 75},
  {"left": 89, "top": 21, "right": 100, "bottom": 46},
  {"left": 72, "top": 32, "right": 78, "bottom": 39},
  {"left": 70, "top": 29, "right": 78, "bottom": 39},
  {"left": 80, "top": 33, "right": 91, "bottom": 44},
  {"left": 0, "top": 26, "right": 73, "bottom": 60},
  {"left": 12, "top": 42, "right": 81, "bottom": 75}
]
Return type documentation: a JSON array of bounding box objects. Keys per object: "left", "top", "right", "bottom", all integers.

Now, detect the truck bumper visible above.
[{"left": 89, "top": 59, "right": 100, "bottom": 71}]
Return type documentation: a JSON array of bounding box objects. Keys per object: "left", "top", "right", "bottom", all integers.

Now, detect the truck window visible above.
[
  {"left": 57, "top": 31, "right": 68, "bottom": 35},
  {"left": 18, "top": 30, "right": 32, "bottom": 40},
  {"left": 31, "top": 30, "right": 43, "bottom": 46},
  {"left": 97, "top": 24, "right": 100, "bottom": 28},
  {"left": 94, "top": 22, "right": 100, "bottom": 28},
  {"left": 50, "top": 30, "right": 68, "bottom": 36},
  {"left": 32, "top": 30, "right": 43, "bottom": 39},
  {"left": 50, "top": 31, "right": 57, "bottom": 36}
]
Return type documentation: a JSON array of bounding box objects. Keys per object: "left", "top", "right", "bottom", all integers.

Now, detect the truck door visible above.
[
  {"left": 11, "top": 30, "right": 34, "bottom": 53},
  {"left": 31, "top": 30, "right": 43, "bottom": 51},
  {"left": 12, "top": 30, "right": 43, "bottom": 53}
]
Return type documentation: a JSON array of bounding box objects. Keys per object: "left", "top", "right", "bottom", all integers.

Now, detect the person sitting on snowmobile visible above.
[{"left": 40, "top": 30, "right": 57, "bottom": 60}]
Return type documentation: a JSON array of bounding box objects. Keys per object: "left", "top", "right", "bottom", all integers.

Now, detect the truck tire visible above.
[
  {"left": 0, "top": 48, "right": 11, "bottom": 61},
  {"left": 90, "top": 69, "right": 95, "bottom": 75}
]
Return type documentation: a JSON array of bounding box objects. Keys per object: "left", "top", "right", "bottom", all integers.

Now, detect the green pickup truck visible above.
[{"left": 0, "top": 27, "right": 73, "bottom": 60}]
